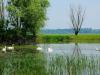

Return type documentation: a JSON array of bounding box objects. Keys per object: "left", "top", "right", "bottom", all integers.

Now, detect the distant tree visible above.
[{"left": 70, "top": 6, "right": 85, "bottom": 36}]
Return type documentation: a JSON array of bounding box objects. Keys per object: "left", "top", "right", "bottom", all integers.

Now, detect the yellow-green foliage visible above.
[
  {"left": 40, "top": 34, "right": 72, "bottom": 43},
  {"left": 40, "top": 34, "right": 100, "bottom": 43}
]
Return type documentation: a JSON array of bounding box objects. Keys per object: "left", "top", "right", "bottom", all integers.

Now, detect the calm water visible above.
[
  {"left": 0, "top": 43, "right": 100, "bottom": 75},
  {"left": 38, "top": 43, "right": 100, "bottom": 56},
  {"left": 37, "top": 43, "right": 100, "bottom": 75}
]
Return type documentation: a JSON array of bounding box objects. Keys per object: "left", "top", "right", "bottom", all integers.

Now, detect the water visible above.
[
  {"left": 0, "top": 43, "right": 100, "bottom": 75},
  {"left": 37, "top": 43, "right": 100, "bottom": 75},
  {"left": 38, "top": 43, "right": 100, "bottom": 56}
]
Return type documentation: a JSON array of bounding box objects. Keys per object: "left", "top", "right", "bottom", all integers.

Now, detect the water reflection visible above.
[
  {"left": 37, "top": 43, "right": 100, "bottom": 75},
  {"left": 72, "top": 43, "right": 81, "bottom": 57},
  {"left": 38, "top": 43, "right": 100, "bottom": 56},
  {"left": 47, "top": 54, "right": 100, "bottom": 75},
  {"left": 0, "top": 43, "right": 100, "bottom": 75},
  {"left": 37, "top": 43, "right": 82, "bottom": 56}
]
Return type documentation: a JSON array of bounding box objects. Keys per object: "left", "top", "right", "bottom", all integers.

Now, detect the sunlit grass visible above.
[{"left": 40, "top": 34, "right": 100, "bottom": 43}]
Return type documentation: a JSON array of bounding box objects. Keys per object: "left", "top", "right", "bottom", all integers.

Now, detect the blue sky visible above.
[{"left": 44, "top": 0, "right": 100, "bottom": 29}]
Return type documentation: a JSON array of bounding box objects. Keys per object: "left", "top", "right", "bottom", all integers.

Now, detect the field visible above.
[{"left": 39, "top": 34, "right": 100, "bottom": 43}]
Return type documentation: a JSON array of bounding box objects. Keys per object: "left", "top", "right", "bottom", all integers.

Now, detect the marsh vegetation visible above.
[{"left": 0, "top": 44, "right": 100, "bottom": 75}]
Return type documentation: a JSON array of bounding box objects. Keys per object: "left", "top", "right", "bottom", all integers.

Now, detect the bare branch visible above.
[{"left": 70, "top": 6, "right": 85, "bottom": 35}]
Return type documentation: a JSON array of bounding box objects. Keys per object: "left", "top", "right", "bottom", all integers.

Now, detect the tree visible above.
[
  {"left": 0, "top": 0, "right": 6, "bottom": 42},
  {"left": 22, "top": 0, "right": 49, "bottom": 41},
  {"left": 70, "top": 6, "right": 85, "bottom": 36},
  {"left": 6, "top": 0, "right": 49, "bottom": 44}
]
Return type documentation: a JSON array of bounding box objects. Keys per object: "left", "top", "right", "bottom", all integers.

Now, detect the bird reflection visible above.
[{"left": 72, "top": 43, "right": 81, "bottom": 57}]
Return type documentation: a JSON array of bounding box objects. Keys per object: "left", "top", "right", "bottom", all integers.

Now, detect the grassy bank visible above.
[{"left": 38, "top": 34, "right": 100, "bottom": 43}]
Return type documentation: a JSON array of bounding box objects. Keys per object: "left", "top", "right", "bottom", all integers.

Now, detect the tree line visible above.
[{"left": 0, "top": 0, "right": 49, "bottom": 44}]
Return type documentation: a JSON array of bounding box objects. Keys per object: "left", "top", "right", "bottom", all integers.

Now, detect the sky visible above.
[{"left": 44, "top": 0, "right": 100, "bottom": 29}]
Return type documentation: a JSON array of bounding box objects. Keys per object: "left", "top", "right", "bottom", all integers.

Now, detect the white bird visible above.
[
  {"left": 96, "top": 48, "right": 100, "bottom": 51},
  {"left": 47, "top": 48, "right": 53, "bottom": 53},
  {"left": 37, "top": 47, "right": 42, "bottom": 51},
  {"left": 2, "top": 46, "right": 7, "bottom": 53},
  {"left": 7, "top": 44, "right": 14, "bottom": 50}
]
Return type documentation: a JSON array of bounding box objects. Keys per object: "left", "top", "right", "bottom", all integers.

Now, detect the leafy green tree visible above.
[
  {"left": 6, "top": 0, "right": 49, "bottom": 43},
  {"left": 0, "top": 0, "right": 5, "bottom": 42}
]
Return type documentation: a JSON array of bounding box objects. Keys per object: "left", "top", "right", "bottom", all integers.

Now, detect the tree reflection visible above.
[{"left": 72, "top": 43, "right": 81, "bottom": 57}]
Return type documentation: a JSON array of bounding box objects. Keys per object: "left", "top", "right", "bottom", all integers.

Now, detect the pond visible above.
[
  {"left": 38, "top": 43, "right": 100, "bottom": 56},
  {"left": 0, "top": 43, "right": 100, "bottom": 75}
]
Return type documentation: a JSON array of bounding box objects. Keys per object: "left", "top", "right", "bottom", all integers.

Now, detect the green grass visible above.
[
  {"left": 48, "top": 55, "right": 100, "bottom": 75},
  {"left": 0, "top": 48, "right": 48, "bottom": 75},
  {"left": 39, "top": 34, "right": 100, "bottom": 43},
  {"left": 0, "top": 46, "right": 100, "bottom": 75}
]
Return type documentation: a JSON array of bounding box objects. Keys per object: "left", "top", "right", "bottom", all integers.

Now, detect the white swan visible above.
[
  {"left": 2, "top": 46, "right": 7, "bottom": 53},
  {"left": 96, "top": 48, "right": 100, "bottom": 51},
  {"left": 47, "top": 48, "right": 53, "bottom": 53},
  {"left": 37, "top": 47, "right": 42, "bottom": 51},
  {"left": 7, "top": 44, "right": 14, "bottom": 50}
]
